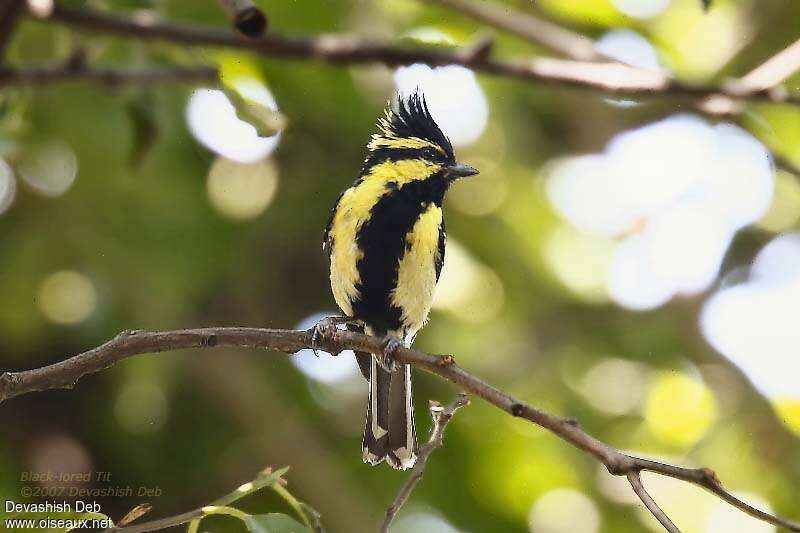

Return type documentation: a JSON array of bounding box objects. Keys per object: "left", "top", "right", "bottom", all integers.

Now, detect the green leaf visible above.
[
  {"left": 214, "top": 466, "right": 289, "bottom": 507},
  {"left": 298, "top": 502, "right": 323, "bottom": 532},
  {"left": 222, "top": 87, "right": 286, "bottom": 138},
  {"left": 189, "top": 508, "right": 310, "bottom": 533},
  {"left": 245, "top": 514, "right": 312, "bottom": 533},
  {"left": 270, "top": 479, "right": 320, "bottom": 530},
  {"left": 701, "top": 0, "right": 711, "bottom": 10},
  {"left": 188, "top": 504, "right": 249, "bottom": 532}
]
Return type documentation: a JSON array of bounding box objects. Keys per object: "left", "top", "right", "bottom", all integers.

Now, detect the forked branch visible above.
[
  {"left": 381, "top": 394, "right": 470, "bottom": 532},
  {"left": 627, "top": 471, "right": 679, "bottom": 533},
  {"left": 1, "top": 324, "right": 798, "bottom": 532}
]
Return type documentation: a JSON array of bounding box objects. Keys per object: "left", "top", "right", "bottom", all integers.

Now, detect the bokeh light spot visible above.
[
  {"left": 0, "top": 157, "right": 17, "bottom": 215},
  {"left": 28, "top": 433, "right": 93, "bottom": 490},
  {"left": 393, "top": 511, "right": 465, "bottom": 533},
  {"left": 472, "top": 432, "right": 580, "bottom": 521},
  {"left": 394, "top": 64, "right": 488, "bottom": 147},
  {"left": 544, "top": 225, "right": 614, "bottom": 303},
  {"left": 547, "top": 115, "right": 773, "bottom": 310},
  {"left": 186, "top": 87, "right": 281, "bottom": 163},
  {"left": 579, "top": 358, "right": 647, "bottom": 415},
  {"left": 653, "top": 2, "right": 743, "bottom": 79},
  {"left": 37, "top": 270, "right": 97, "bottom": 325},
  {"left": 644, "top": 372, "right": 717, "bottom": 448},
  {"left": 706, "top": 492, "right": 776, "bottom": 533},
  {"left": 701, "top": 233, "right": 800, "bottom": 398},
  {"left": 611, "top": 0, "right": 670, "bottom": 19},
  {"left": 17, "top": 140, "right": 77, "bottom": 197},
  {"left": 433, "top": 239, "right": 505, "bottom": 323},
  {"left": 596, "top": 29, "right": 662, "bottom": 70},
  {"left": 528, "top": 489, "right": 600, "bottom": 533},
  {"left": 206, "top": 156, "right": 278, "bottom": 220},
  {"left": 448, "top": 162, "right": 507, "bottom": 216}
]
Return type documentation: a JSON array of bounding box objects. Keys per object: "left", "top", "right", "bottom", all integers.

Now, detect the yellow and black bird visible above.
[{"left": 324, "top": 91, "right": 478, "bottom": 469}]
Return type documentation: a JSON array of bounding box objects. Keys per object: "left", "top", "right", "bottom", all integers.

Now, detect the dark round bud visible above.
[{"left": 234, "top": 7, "right": 268, "bottom": 38}]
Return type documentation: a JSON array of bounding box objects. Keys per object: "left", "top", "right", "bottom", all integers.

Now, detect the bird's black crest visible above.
[{"left": 378, "top": 91, "right": 454, "bottom": 159}]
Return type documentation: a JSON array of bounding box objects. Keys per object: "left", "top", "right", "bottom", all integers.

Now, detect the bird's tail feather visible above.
[
  {"left": 362, "top": 358, "right": 417, "bottom": 469},
  {"left": 386, "top": 362, "right": 417, "bottom": 469}
]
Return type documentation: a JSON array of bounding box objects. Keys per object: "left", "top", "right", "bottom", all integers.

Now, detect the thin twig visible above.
[
  {"left": 15, "top": 3, "right": 798, "bottom": 108},
  {"left": 698, "top": 36, "right": 800, "bottom": 115},
  {"left": 627, "top": 471, "right": 680, "bottom": 533},
  {"left": 110, "top": 508, "right": 199, "bottom": 533},
  {"left": 425, "top": 0, "right": 601, "bottom": 61},
  {"left": 104, "top": 468, "right": 289, "bottom": 533},
  {"left": 0, "top": 63, "right": 218, "bottom": 87},
  {"left": 737, "top": 38, "right": 800, "bottom": 92},
  {"left": 116, "top": 504, "right": 153, "bottom": 528},
  {"left": 698, "top": 38, "right": 800, "bottom": 173},
  {"left": 1, "top": 324, "right": 798, "bottom": 532},
  {"left": 381, "top": 394, "right": 470, "bottom": 533}
]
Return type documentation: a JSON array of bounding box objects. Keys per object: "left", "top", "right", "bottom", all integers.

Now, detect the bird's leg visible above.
[
  {"left": 376, "top": 335, "right": 403, "bottom": 372},
  {"left": 310, "top": 316, "right": 360, "bottom": 356}
]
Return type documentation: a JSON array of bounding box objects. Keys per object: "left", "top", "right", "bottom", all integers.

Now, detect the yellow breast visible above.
[
  {"left": 328, "top": 160, "right": 440, "bottom": 318},
  {"left": 391, "top": 203, "right": 443, "bottom": 338},
  {"left": 328, "top": 179, "right": 383, "bottom": 316}
]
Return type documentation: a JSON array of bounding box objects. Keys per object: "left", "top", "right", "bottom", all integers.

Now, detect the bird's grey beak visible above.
[{"left": 447, "top": 163, "right": 479, "bottom": 179}]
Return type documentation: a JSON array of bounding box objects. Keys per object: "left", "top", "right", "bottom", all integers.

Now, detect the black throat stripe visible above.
[{"left": 352, "top": 174, "right": 447, "bottom": 335}]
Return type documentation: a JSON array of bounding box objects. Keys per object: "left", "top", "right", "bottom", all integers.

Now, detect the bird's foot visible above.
[
  {"left": 376, "top": 336, "right": 403, "bottom": 372},
  {"left": 310, "top": 316, "right": 359, "bottom": 356}
]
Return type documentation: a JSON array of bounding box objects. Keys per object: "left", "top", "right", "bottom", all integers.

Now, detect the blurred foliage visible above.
[
  {"left": 3, "top": 468, "right": 316, "bottom": 533},
  {"left": 1, "top": 1, "right": 800, "bottom": 533}
]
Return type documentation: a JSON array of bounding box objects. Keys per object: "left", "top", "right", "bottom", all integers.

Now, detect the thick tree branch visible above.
[
  {"left": 14, "top": 3, "right": 797, "bottom": 108},
  {"left": 381, "top": 394, "right": 470, "bottom": 533},
  {"left": 1, "top": 324, "right": 799, "bottom": 532}
]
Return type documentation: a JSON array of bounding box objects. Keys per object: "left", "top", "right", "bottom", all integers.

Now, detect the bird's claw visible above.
[
  {"left": 310, "top": 316, "right": 357, "bottom": 356},
  {"left": 376, "top": 336, "right": 403, "bottom": 372}
]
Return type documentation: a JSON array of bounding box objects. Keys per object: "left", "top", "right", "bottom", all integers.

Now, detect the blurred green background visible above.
[{"left": 2, "top": 0, "right": 800, "bottom": 532}]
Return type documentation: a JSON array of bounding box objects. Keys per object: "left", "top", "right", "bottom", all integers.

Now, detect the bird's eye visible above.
[{"left": 421, "top": 147, "right": 438, "bottom": 160}]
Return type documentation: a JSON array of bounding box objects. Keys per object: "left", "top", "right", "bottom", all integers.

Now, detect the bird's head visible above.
[{"left": 363, "top": 91, "right": 479, "bottom": 184}]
